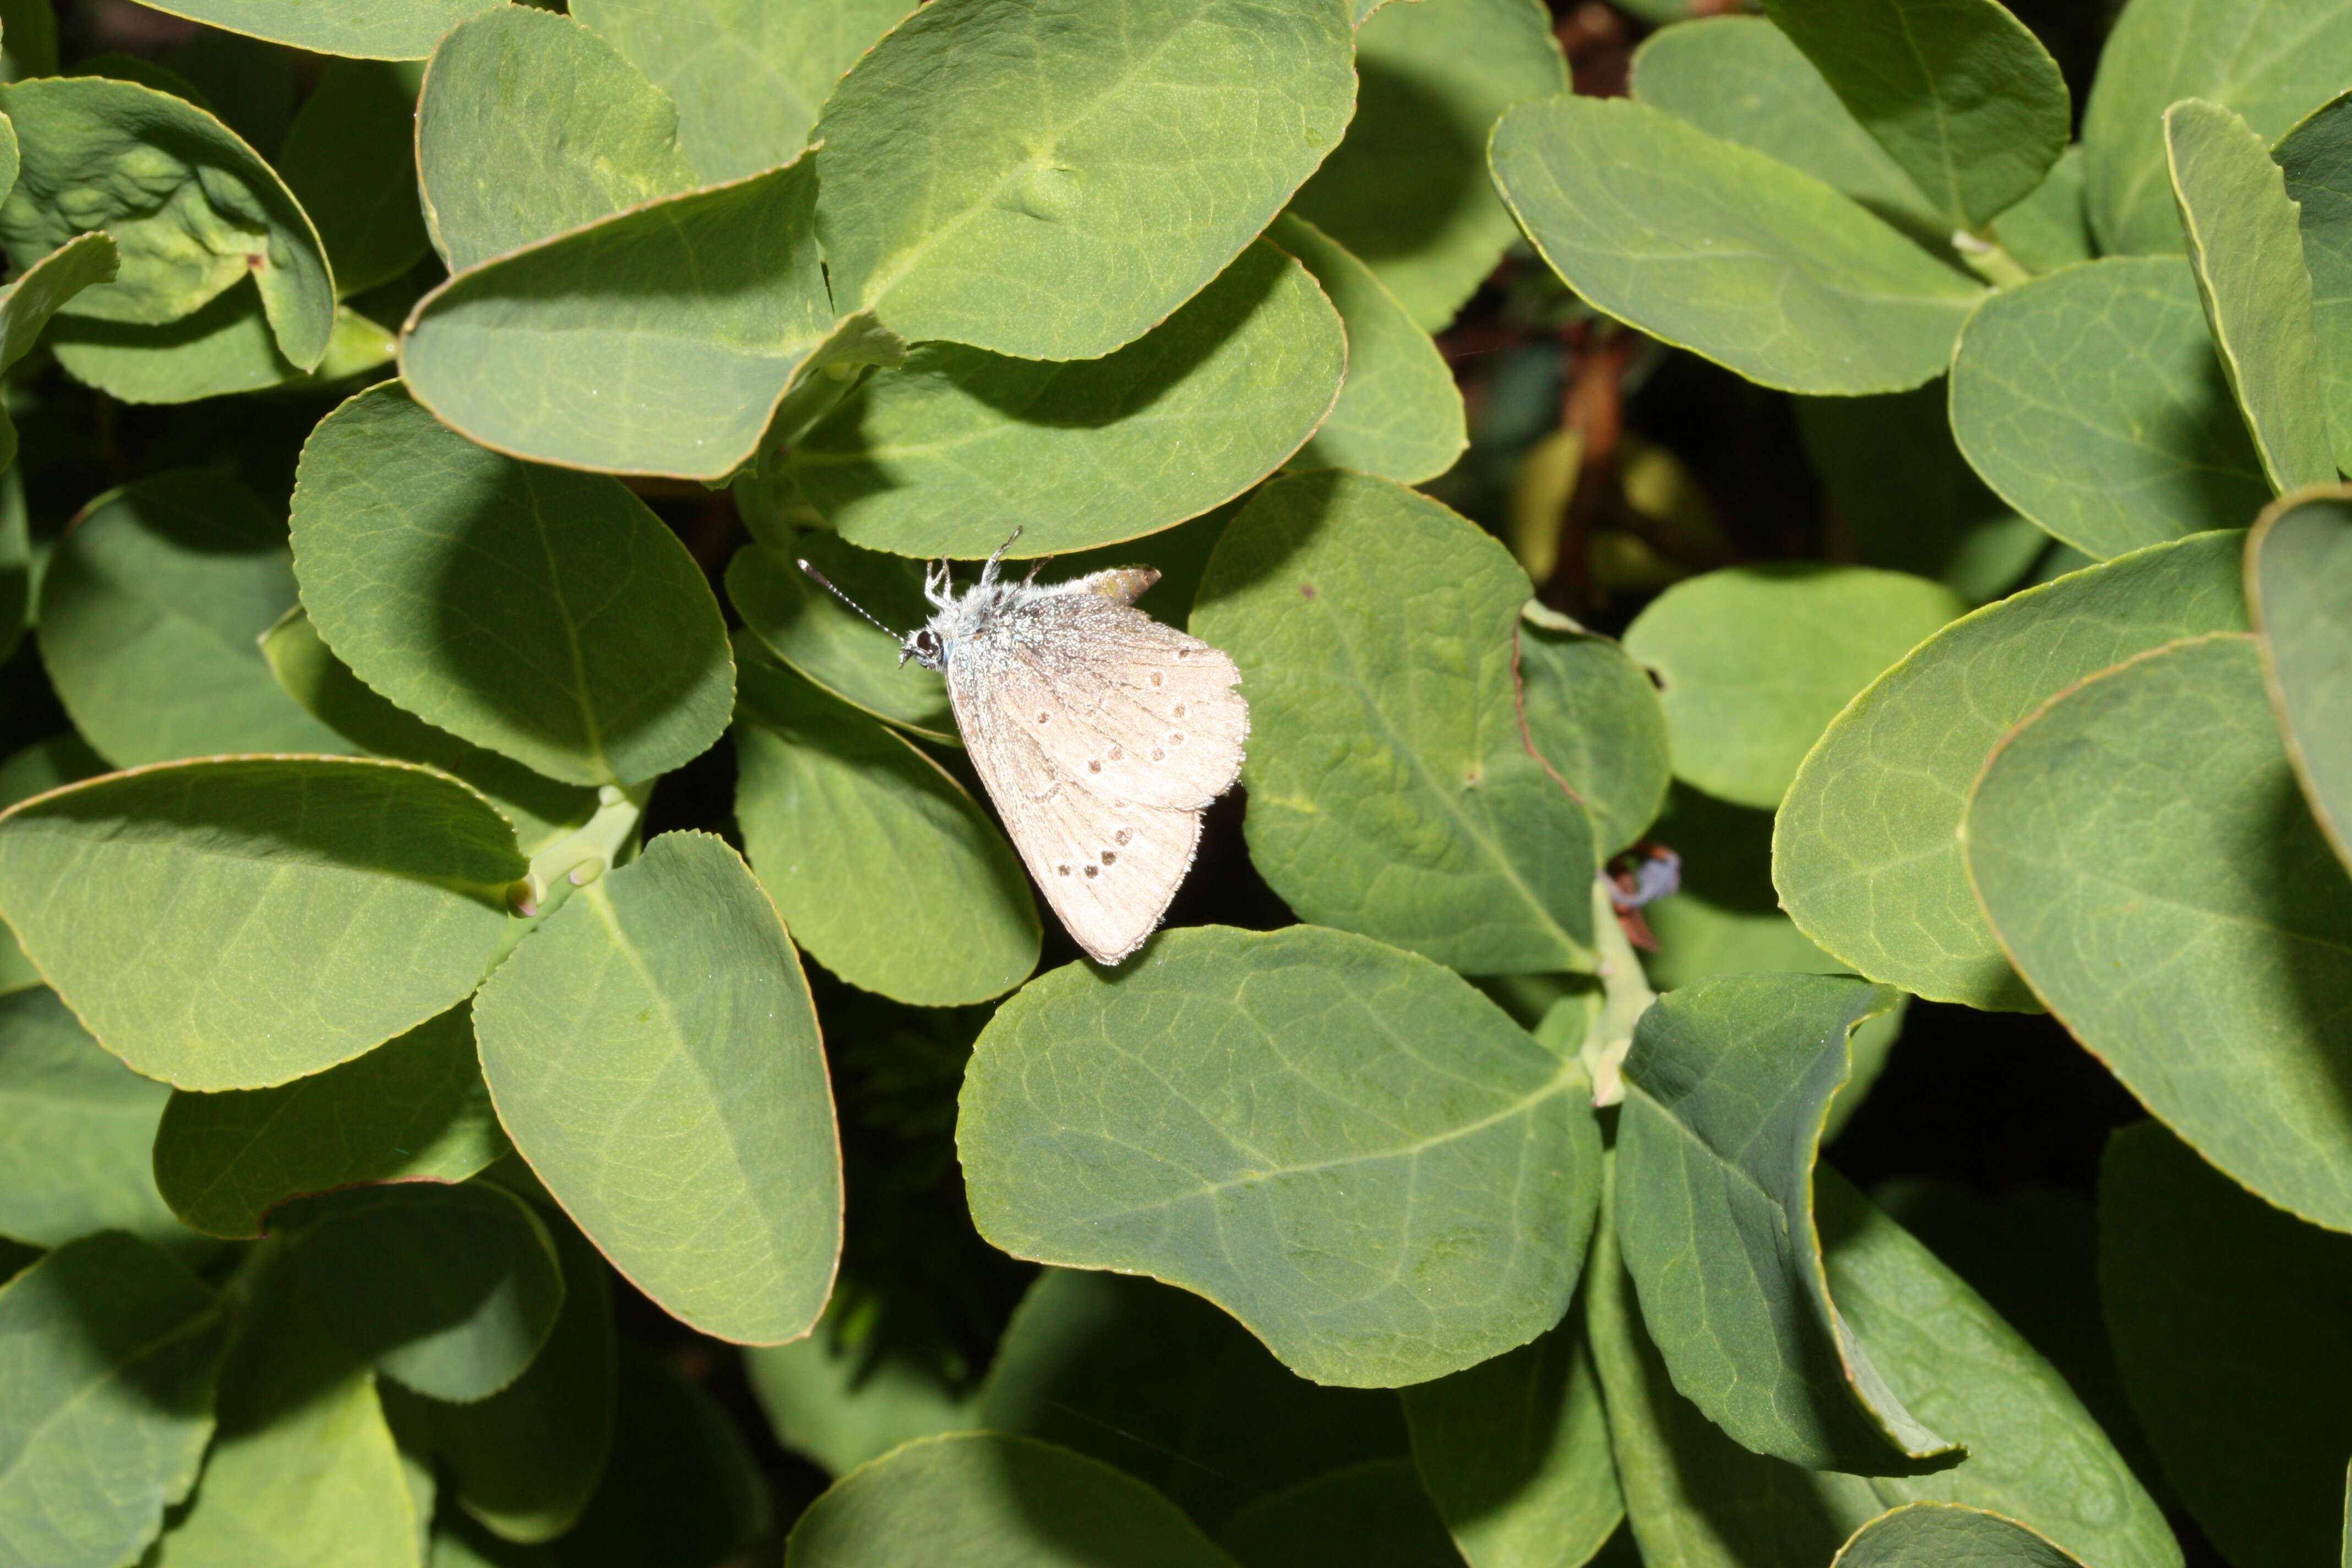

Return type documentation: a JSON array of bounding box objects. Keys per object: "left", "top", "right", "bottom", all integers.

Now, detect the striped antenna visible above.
[{"left": 798, "top": 559, "right": 904, "bottom": 639}]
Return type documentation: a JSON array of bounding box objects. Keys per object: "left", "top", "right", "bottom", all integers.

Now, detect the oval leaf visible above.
[
  {"left": 472, "top": 830, "right": 842, "bottom": 1345},
  {"left": 1192, "top": 470, "right": 1596, "bottom": 975},
  {"left": 1623, "top": 564, "right": 1966, "bottom": 812},
  {"left": 290, "top": 382, "right": 735, "bottom": 788},
  {"left": 1490, "top": 94, "right": 1983, "bottom": 395},
  {"left": 1516, "top": 609, "right": 1672, "bottom": 861},
  {"left": 790, "top": 239, "right": 1345, "bottom": 559},
  {"left": 1776, "top": 531, "right": 2248, "bottom": 1010},
  {"left": 1217, "top": 1460, "right": 1462, "bottom": 1568},
  {"left": 132, "top": 0, "right": 492, "bottom": 59},
  {"left": 812, "top": 0, "right": 1356, "bottom": 360},
  {"left": 1836, "top": 1503, "right": 2087, "bottom": 1567},
  {"left": 276, "top": 58, "right": 432, "bottom": 300},
  {"left": 2250, "top": 487, "right": 2352, "bottom": 870},
  {"left": 1967, "top": 631, "right": 2352, "bottom": 1231},
  {"left": 726, "top": 540, "right": 956, "bottom": 742},
  {"left": 960, "top": 924, "right": 1602, "bottom": 1388},
  {"left": 0, "top": 757, "right": 525, "bottom": 1091},
  {"left": 153, "top": 1004, "right": 506, "bottom": 1240}
]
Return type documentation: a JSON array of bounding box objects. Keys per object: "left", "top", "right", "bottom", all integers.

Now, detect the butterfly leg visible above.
[{"left": 977, "top": 526, "right": 1026, "bottom": 589}]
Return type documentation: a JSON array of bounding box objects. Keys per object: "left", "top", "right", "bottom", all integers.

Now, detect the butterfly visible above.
[{"left": 803, "top": 533, "right": 1248, "bottom": 965}]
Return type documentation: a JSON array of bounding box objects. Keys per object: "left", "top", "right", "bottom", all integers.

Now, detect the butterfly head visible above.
[{"left": 900, "top": 625, "right": 945, "bottom": 671}]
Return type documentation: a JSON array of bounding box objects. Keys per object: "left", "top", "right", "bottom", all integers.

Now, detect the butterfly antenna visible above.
[{"left": 797, "top": 559, "right": 904, "bottom": 639}]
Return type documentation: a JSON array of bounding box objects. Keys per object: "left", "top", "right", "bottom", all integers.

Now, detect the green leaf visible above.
[
  {"left": 569, "top": 0, "right": 913, "bottom": 183},
  {"left": 2277, "top": 91, "right": 2352, "bottom": 472},
  {"left": 130, "top": 0, "right": 491, "bottom": 59},
  {"left": 39, "top": 469, "right": 351, "bottom": 768},
  {"left": 1217, "top": 1460, "right": 1463, "bottom": 1568},
  {"left": 1270, "top": 214, "right": 1466, "bottom": 484},
  {"left": 1631, "top": 16, "right": 1947, "bottom": 250},
  {"left": 2165, "top": 99, "right": 2338, "bottom": 489},
  {"left": 0, "top": 0, "right": 56, "bottom": 79},
  {"left": 785, "top": 1433, "right": 1239, "bottom": 1568},
  {"left": 979, "top": 1268, "right": 1408, "bottom": 1531},
  {"left": 745, "top": 1302, "right": 981, "bottom": 1479},
  {"left": 1515, "top": 609, "right": 1672, "bottom": 862},
  {"left": 812, "top": 0, "right": 1355, "bottom": 360},
  {"left": 1615, "top": 973, "right": 1951, "bottom": 1474},
  {"left": 734, "top": 650, "right": 1037, "bottom": 1006},
  {"left": 2101, "top": 1122, "right": 2352, "bottom": 1568},
  {"left": 51, "top": 287, "right": 395, "bottom": 405},
  {"left": 276, "top": 59, "right": 431, "bottom": 299},
  {"left": 1762, "top": 0, "right": 2068, "bottom": 232},
  {"left": 960, "top": 924, "right": 1602, "bottom": 1387},
  {"left": 0, "top": 737, "right": 105, "bottom": 999},
  {"left": 0, "top": 987, "right": 199, "bottom": 1251},
  {"left": 1966, "top": 631, "right": 2352, "bottom": 1232},
  {"left": 1776, "top": 530, "right": 2248, "bottom": 1010},
  {"left": 0, "top": 231, "right": 118, "bottom": 470},
  {"left": 1623, "top": 565, "right": 1966, "bottom": 812},
  {"left": 289, "top": 382, "right": 736, "bottom": 788},
  {"left": 416, "top": 6, "right": 699, "bottom": 274},
  {"left": 261, "top": 605, "right": 601, "bottom": 859},
  {"left": 0, "top": 1233, "right": 224, "bottom": 1568},
  {"left": 1290, "top": 0, "right": 1566, "bottom": 331},
  {"left": 151, "top": 1249, "right": 413, "bottom": 1568},
  {"left": 472, "top": 830, "right": 841, "bottom": 1345},
  {"left": 726, "top": 540, "right": 955, "bottom": 743},
  {"left": 2248, "top": 491, "right": 2352, "bottom": 860},
  {"left": 0, "top": 77, "right": 333, "bottom": 367},
  {"left": 1401, "top": 1311, "right": 1623, "bottom": 1568},
  {"left": 791, "top": 239, "right": 1344, "bottom": 559},
  {"left": 402, "top": 158, "right": 867, "bottom": 484},
  {"left": 152, "top": 1004, "right": 506, "bottom": 1240},
  {"left": 1794, "top": 383, "right": 2050, "bottom": 604},
  {"left": 1490, "top": 95, "right": 1983, "bottom": 396},
  {"left": 1836, "top": 1505, "right": 2086, "bottom": 1568},
  {"left": 2250, "top": 488, "right": 2352, "bottom": 868},
  {"left": 282, "top": 1181, "right": 562, "bottom": 1403},
  {"left": 1997, "top": 145, "right": 2098, "bottom": 272},
  {"left": 0, "top": 756, "right": 525, "bottom": 1091},
  {"left": 2081, "top": 0, "right": 2352, "bottom": 255},
  {"left": 1192, "top": 471, "right": 1597, "bottom": 974},
  {"left": 1950, "top": 255, "right": 2273, "bottom": 558},
  {"left": 394, "top": 1217, "right": 616, "bottom": 1543}
]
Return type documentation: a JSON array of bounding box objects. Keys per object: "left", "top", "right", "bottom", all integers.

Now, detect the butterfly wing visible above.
[
  {"left": 946, "top": 638, "right": 1205, "bottom": 964},
  {"left": 986, "top": 590, "right": 1249, "bottom": 812}
]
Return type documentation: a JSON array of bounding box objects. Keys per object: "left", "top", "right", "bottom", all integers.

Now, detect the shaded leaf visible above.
[
  {"left": 51, "top": 286, "right": 395, "bottom": 405},
  {"left": 1272, "top": 214, "right": 1464, "bottom": 483},
  {"left": 1616, "top": 973, "right": 1948, "bottom": 1474},
  {"left": 290, "top": 382, "right": 735, "bottom": 788},
  {"left": 1217, "top": 1460, "right": 1462, "bottom": 1568},
  {"left": 784, "top": 1433, "right": 1237, "bottom": 1568},
  {"left": 1763, "top": 0, "right": 2068, "bottom": 231},
  {"left": 1996, "top": 146, "right": 2098, "bottom": 273},
  {"left": 569, "top": 0, "right": 913, "bottom": 183},
  {"left": 1949, "top": 255, "right": 2273, "bottom": 558},
  {"left": 1836, "top": 1504, "right": 2086, "bottom": 1568},
  {"left": 960, "top": 924, "right": 1601, "bottom": 1388},
  {"left": 1776, "top": 531, "right": 2248, "bottom": 1010},
  {"left": 1193, "top": 470, "right": 1597, "bottom": 974},
  {"left": 0, "top": 1233, "right": 223, "bottom": 1568},
  {"left": 397, "top": 1218, "right": 616, "bottom": 1543},
  {"left": 1622, "top": 564, "right": 1966, "bottom": 812},
  {"left": 0, "top": 0, "right": 55, "bottom": 79},
  {"left": 979, "top": 1268, "right": 1408, "bottom": 1531},
  {"left": 0, "top": 987, "right": 197, "bottom": 1251},
  {"left": 2101, "top": 1123, "right": 2352, "bottom": 1568},
  {"left": 1515, "top": 611, "right": 1671, "bottom": 862},
  {"left": 2165, "top": 99, "right": 2336, "bottom": 489},
  {"left": 734, "top": 649, "right": 1037, "bottom": 1006},
  {"left": 0, "top": 76, "right": 333, "bottom": 367},
  {"left": 0, "top": 756, "right": 524, "bottom": 1091},
  {"left": 402, "top": 157, "right": 868, "bottom": 483},
  {"left": 0, "top": 232, "right": 118, "bottom": 471},
  {"left": 1402, "top": 1311, "right": 1623, "bottom": 1568},
  {"left": 1490, "top": 94, "right": 1983, "bottom": 396},
  {"left": 153, "top": 1004, "right": 505, "bottom": 1240},
  {"left": 726, "top": 540, "right": 955, "bottom": 743},
  {"left": 745, "top": 1301, "right": 981, "bottom": 1479},
  {"left": 2277, "top": 91, "right": 2352, "bottom": 472},
  {"left": 2249, "top": 486, "right": 2352, "bottom": 870},
  {"left": 472, "top": 831, "right": 841, "bottom": 1345},
  {"left": 276, "top": 58, "right": 431, "bottom": 299},
  {"left": 812, "top": 0, "right": 1355, "bottom": 360},
  {"left": 0, "top": 736, "right": 104, "bottom": 999},
  {"left": 1967, "top": 631, "right": 2352, "bottom": 1231},
  {"left": 284, "top": 1181, "right": 562, "bottom": 1403},
  {"left": 1291, "top": 0, "right": 1566, "bottom": 331},
  {"left": 39, "top": 469, "right": 350, "bottom": 767},
  {"left": 133, "top": 0, "right": 491, "bottom": 59},
  {"left": 2081, "top": 0, "right": 2352, "bottom": 254},
  {"left": 416, "top": 6, "right": 698, "bottom": 274},
  {"left": 791, "top": 239, "right": 1343, "bottom": 559}
]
